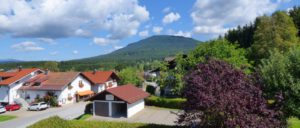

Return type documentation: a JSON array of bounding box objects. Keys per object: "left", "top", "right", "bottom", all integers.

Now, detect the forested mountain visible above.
[
  {"left": 0, "top": 59, "right": 22, "bottom": 63},
  {"left": 0, "top": 35, "right": 200, "bottom": 71},
  {"left": 80, "top": 35, "right": 199, "bottom": 62}
]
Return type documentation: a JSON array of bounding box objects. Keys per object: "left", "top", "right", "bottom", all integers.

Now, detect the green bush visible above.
[{"left": 145, "top": 95, "right": 186, "bottom": 109}]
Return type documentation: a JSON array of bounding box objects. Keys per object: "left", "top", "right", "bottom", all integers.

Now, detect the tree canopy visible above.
[
  {"left": 179, "top": 59, "right": 283, "bottom": 127},
  {"left": 259, "top": 47, "right": 300, "bottom": 118},
  {"left": 251, "top": 11, "right": 299, "bottom": 61},
  {"left": 117, "top": 67, "right": 143, "bottom": 86}
]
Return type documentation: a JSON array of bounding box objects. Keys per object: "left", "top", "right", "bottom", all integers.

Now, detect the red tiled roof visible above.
[
  {"left": 81, "top": 71, "right": 119, "bottom": 84},
  {"left": 0, "top": 68, "right": 40, "bottom": 86},
  {"left": 89, "top": 84, "right": 150, "bottom": 104},
  {"left": 19, "top": 72, "right": 79, "bottom": 91}
]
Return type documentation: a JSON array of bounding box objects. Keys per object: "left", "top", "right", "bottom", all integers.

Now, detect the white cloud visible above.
[
  {"left": 162, "top": 12, "right": 181, "bottom": 24},
  {"left": 75, "top": 29, "right": 91, "bottom": 37},
  {"left": 113, "top": 45, "right": 124, "bottom": 50},
  {"left": 93, "top": 37, "right": 115, "bottom": 46},
  {"left": 173, "top": 31, "right": 192, "bottom": 38},
  {"left": 138, "top": 30, "right": 149, "bottom": 37},
  {"left": 152, "top": 26, "right": 163, "bottom": 34},
  {"left": 0, "top": 0, "right": 149, "bottom": 39},
  {"left": 162, "top": 7, "right": 171, "bottom": 13},
  {"left": 11, "top": 41, "right": 44, "bottom": 51},
  {"left": 50, "top": 51, "right": 58, "bottom": 55},
  {"left": 38, "top": 38, "right": 56, "bottom": 45},
  {"left": 191, "top": 0, "right": 279, "bottom": 35},
  {"left": 167, "top": 29, "right": 192, "bottom": 38},
  {"left": 72, "top": 50, "right": 78, "bottom": 54},
  {"left": 193, "top": 26, "right": 229, "bottom": 34}
]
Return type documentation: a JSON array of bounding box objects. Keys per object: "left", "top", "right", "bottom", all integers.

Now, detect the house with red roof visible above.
[
  {"left": 0, "top": 68, "right": 43, "bottom": 104},
  {"left": 19, "top": 71, "right": 93, "bottom": 105},
  {"left": 81, "top": 70, "right": 119, "bottom": 93},
  {"left": 88, "top": 84, "right": 150, "bottom": 118}
]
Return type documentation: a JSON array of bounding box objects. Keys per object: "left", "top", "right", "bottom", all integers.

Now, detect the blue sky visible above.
[{"left": 0, "top": 0, "right": 299, "bottom": 61}]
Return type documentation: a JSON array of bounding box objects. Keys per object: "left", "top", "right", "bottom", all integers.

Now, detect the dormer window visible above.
[
  {"left": 33, "top": 82, "right": 41, "bottom": 86},
  {"left": 23, "top": 82, "right": 30, "bottom": 86}
]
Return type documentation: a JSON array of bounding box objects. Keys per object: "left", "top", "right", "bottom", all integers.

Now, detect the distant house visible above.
[
  {"left": 0, "top": 68, "right": 43, "bottom": 104},
  {"left": 88, "top": 84, "right": 149, "bottom": 118},
  {"left": 144, "top": 68, "right": 160, "bottom": 80},
  {"left": 19, "top": 71, "right": 93, "bottom": 105},
  {"left": 82, "top": 71, "right": 119, "bottom": 93}
]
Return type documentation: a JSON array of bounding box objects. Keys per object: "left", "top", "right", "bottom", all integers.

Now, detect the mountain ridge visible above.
[{"left": 76, "top": 35, "right": 200, "bottom": 62}]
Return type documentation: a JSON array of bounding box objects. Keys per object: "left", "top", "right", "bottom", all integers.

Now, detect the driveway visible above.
[
  {"left": 0, "top": 102, "right": 87, "bottom": 128},
  {"left": 88, "top": 106, "right": 179, "bottom": 125}
]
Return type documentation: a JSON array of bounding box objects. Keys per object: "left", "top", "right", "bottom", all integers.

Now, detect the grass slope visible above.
[
  {"left": 28, "top": 116, "right": 183, "bottom": 128},
  {"left": 0, "top": 115, "right": 17, "bottom": 122}
]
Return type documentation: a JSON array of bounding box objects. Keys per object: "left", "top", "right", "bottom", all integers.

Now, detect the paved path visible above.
[
  {"left": 0, "top": 102, "right": 87, "bottom": 128},
  {"left": 89, "top": 106, "right": 179, "bottom": 125}
]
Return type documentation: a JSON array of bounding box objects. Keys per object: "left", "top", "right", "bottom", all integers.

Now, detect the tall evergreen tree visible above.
[{"left": 289, "top": 6, "right": 300, "bottom": 37}]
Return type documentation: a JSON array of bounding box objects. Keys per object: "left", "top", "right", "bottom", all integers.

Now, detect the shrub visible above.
[
  {"left": 145, "top": 95, "right": 186, "bottom": 109},
  {"left": 179, "top": 59, "right": 284, "bottom": 127}
]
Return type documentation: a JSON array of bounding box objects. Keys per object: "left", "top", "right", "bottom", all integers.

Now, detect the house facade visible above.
[
  {"left": 82, "top": 71, "right": 119, "bottom": 93},
  {"left": 0, "top": 68, "right": 43, "bottom": 104},
  {"left": 19, "top": 72, "right": 93, "bottom": 105}
]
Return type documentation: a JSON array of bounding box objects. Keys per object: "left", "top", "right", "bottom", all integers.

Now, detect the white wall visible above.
[
  {"left": 21, "top": 90, "right": 48, "bottom": 103},
  {"left": 8, "top": 71, "right": 40, "bottom": 104},
  {"left": 127, "top": 99, "right": 145, "bottom": 118},
  {"left": 57, "top": 75, "right": 92, "bottom": 105},
  {"left": 20, "top": 74, "right": 92, "bottom": 105}
]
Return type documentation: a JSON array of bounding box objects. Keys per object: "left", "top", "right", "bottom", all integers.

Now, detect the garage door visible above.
[
  {"left": 94, "top": 101, "right": 109, "bottom": 116},
  {"left": 111, "top": 103, "right": 127, "bottom": 117}
]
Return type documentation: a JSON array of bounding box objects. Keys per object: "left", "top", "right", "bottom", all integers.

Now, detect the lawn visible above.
[
  {"left": 28, "top": 116, "right": 183, "bottom": 128},
  {"left": 75, "top": 114, "right": 92, "bottom": 120},
  {"left": 0, "top": 115, "right": 17, "bottom": 122},
  {"left": 288, "top": 117, "right": 300, "bottom": 128}
]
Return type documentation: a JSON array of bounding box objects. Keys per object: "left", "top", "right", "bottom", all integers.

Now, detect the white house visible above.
[
  {"left": 0, "top": 68, "right": 43, "bottom": 104},
  {"left": 88, "top": 84, "right": 150, "bottom": 118},
  {"left": 81, "top": 70, "right": 119, "bottom": 93},
  {"left": 19, "top": 71, "right": 93, "bottom": 105}
]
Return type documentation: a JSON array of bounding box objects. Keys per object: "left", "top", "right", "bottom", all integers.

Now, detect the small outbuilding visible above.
[{"left": 88, "top": 84, "right": 150, "bottom": 118}]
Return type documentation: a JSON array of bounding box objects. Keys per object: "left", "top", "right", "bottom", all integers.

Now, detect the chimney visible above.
[
  {"left": 18, "top": 66, "right": 22, "bottom": 72},
  {"left": 93, "top": 69, "right": 97, "bottom": 74},
  {"left": 45, "top": 69, "right": 49, "bottom": 75}
]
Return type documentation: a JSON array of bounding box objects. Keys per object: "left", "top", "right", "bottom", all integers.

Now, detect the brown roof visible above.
[
  {"left": 81, "top": 71, "right": 119, "bottom": 84},
  {"left": 89, "top": 84, "right": 150, "bottom": 104},
  {"left": 19, "top": 72, "right": 79, "bottom": 91},
  {"left": 0, "top": 68, "right": 41, "bottom": 86}
]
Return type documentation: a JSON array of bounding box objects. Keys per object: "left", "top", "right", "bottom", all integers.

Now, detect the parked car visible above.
[
  {"left": 28, "top": 102, "right": 48, "bottom": 111},
  {"left": 0, "top": 105, "right": 6, "bottom": 113},
  {"left": 5, "top": 104, "right": 21, "bottom": 111}
]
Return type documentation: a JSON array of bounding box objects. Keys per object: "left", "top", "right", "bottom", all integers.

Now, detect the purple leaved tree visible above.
[{"left": 178, "top": 59, "right": 284, "bottom": 128}]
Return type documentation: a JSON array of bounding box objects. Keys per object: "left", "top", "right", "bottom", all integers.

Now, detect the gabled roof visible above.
[
  {"left": 0, "top": 68, "right": 41, "bottom": 86},
  {"left": 88, "top": 84, "right": 150, "bottom": 104},
  {"left": 19, "top": 72, "right": 79, "bottom": 91},
  {"left": 81, "top": 71, "right": 119, "bottom": 85}
]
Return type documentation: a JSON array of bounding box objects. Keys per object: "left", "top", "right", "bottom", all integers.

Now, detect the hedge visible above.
[{"left": 145, "top": 95, "right": 186, "bottom": 109}]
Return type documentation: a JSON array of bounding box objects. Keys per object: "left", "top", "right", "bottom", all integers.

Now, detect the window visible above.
[{"left": 79, "top": 80, "right": 84, "bottom": 88}]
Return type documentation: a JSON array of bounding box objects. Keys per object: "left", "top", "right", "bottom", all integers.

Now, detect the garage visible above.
[
  {"left": 94, "top": 101, "right": 109, "bottom": 116},
  {"left": 88, "top": 84, "right": 150, "bottom": 118}
]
